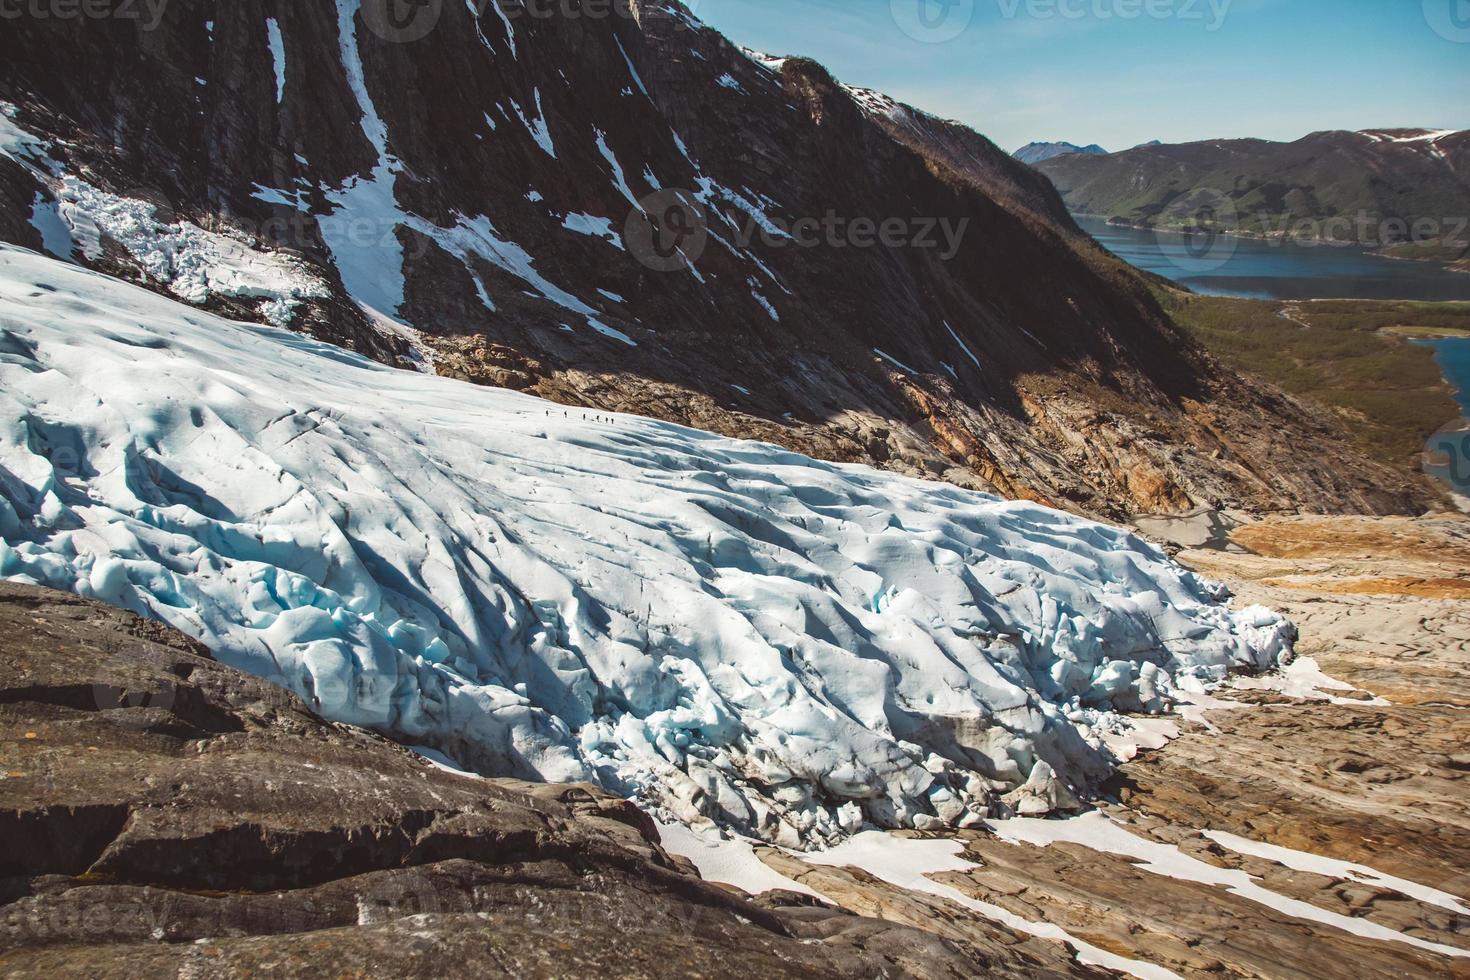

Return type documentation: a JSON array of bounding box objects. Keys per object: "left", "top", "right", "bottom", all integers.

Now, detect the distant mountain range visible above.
[
  {"left": 1032, "top": 129, "right": 1470, "bottom": 266},
  {"left": 1013, "top": 141, "right": 1108, "bottom": 164}
]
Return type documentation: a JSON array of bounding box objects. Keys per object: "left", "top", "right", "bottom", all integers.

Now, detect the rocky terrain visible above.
[
  {"left": 0, "top": 0, "right": 1435, "bottom": 518},
  {"left": 0, "top": 582, "right": 1105, "bottom": 979}
]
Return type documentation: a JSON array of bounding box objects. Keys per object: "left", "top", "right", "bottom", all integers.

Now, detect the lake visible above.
[{"left": 1075, "top": 216, "right": 1470, "bottom": 302}]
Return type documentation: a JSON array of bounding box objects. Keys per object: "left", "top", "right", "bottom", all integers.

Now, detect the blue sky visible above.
[{"left": 691, "top": 0, "right": 1470, "bottom": 153}]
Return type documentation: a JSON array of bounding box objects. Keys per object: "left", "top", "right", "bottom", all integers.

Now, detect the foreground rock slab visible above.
[{"left": 0, "top": 583, "right": 1097, "bottom": 978}]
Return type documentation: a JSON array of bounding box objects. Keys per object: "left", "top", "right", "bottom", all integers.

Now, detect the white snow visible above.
[
  {"left": 265, "top": 18, "right": 286, "bottom": 103},
  {"left": 585, "top": 318, "right": 637, "bottom": 347},
  {"left": 989, "top": 812, "right": 1468, "bottom": 959},
  {"left": 2, "top": 106, "right": 324, "bottom": 326},
  {"left": 1359, "top": 128, "right": 1458, "bottom": 144},
  {"left": 614, "top": 34, "right": 650, "bottom": 99},
  {"left": 655, "top": 821, "right": 829, "bottom": 901},
  {"left": 804, "top": 832, "right": 1182, "bottom": 980},
  {"left": 594, "top": 129, "right": 640, "bottom": 209},
  {"left": 410, "top": 745, "right": 479, "bottom": 777},
  {"left": 50, "top": 177, "right": 328, "bottom": 327},
  {"left": 485, "top": 0, "right": 516, "bottom": 58},
  {"left": 321, "top": 0, "right": 407, "bottom": 323},
  {"left": 562, "top": 212, "right": 625, "bottom": 250},
  {"left": 511, "top": 91, "right": 556, "bottom": 158},
  {"left": 1229, "top": 655, "right": 1389, "bottom": 706},
  {"left": 944, "top": 320, "right": 983, "bottom": 371},
  {"left": 741, "top": 48, "right": 788, "bottom": 73},
  {"left": 694, "top": 177, "right": 790, "bottom": 241},
  {"left": 1203, "top": 830, "right": 1470, "bottom": 915},
  {"left": 0, "top": 243, "right": 1293, "bottom": 848},
  {"left": 748, "top": 280, "right": 778, "bottom": 321},
  {"left": 874, "top": 348, "right": 917, "bottom": 375},
  {"left": 715, "top": 73, "right": 746, "bottom": 94},
  {"left": 28, "top": 191, "right": 73, "bottom": 259}
]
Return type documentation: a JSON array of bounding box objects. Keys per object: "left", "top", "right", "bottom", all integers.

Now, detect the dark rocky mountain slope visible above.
[
  {"left": 0, "top": 0, "right": 1436, "bottom": 517},
  {"left": 0, "top": 583, "right": 1099, "bottom": 978}
]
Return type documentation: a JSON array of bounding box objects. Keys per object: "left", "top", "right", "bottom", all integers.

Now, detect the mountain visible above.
[
  {"left": 0, "top": 241, "right": 1292, "bottom": 844},
  {"left": 0, "top": 0, "right": 1433, "bottom": 519},
  {"left": 1034, "top": 129, "right": 1470, "bottom": 264},
  {"left": 1014, "top": 142, "right": 1109, "bottom": 165}
]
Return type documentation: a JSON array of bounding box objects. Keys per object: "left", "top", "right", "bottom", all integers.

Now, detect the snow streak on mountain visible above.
[{"left": 0, "top": 244, "right": 1291, "bottom": 844}]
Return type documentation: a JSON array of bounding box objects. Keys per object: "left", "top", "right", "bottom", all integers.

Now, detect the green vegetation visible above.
[
  {"left": 1380, "top": 325, "right": 1470, "bottom": 339},
  {"left": 1159, "top": 293, "right": 1470, "bottom": 473}
]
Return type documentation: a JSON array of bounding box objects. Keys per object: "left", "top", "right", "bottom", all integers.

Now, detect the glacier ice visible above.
[{"left": 0, "top": 244, "right": 1292, "bottom": 846}]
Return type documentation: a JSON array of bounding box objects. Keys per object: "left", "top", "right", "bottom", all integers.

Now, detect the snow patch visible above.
[
  {"left": 804, "top": 832, "right": 1181, "bottom": 980},
  {"left": 511, "top": 91, "right": 556, "bottom": 158},
  {"left": 265, "top": 18, "right": 286, "bottom": 103},
  {"left": 562, "top": 212, "right": 625, "bottom": 250},
  {"left": 655, "top": 821, "right": 829, "bottom": 901},
  {"left": 990, "top": 812, "right": 1468, "bottom": 960},
  {"left": 1229, "top": 656, "right": 1388, "bottom": 706}
]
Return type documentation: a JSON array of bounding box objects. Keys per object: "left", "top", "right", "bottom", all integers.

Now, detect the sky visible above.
[{"left": 690, "top": 0, "right": 1470, "bottom": 153}]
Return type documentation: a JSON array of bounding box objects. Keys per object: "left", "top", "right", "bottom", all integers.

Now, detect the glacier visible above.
[{"left": 0, "top": 243, "right": 1291, "bottom": 846}]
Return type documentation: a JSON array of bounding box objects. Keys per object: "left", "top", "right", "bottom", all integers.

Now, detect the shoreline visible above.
[{"left": 1075, "top": 212, "right": 1470, "bottom": 274}]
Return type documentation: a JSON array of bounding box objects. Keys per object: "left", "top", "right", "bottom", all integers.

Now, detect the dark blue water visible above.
[
  {"left": 1075, "top": 216, "right": 1470, "bottom": 302},
  {"left": 1416, "top": 339, "right": 1470, "bottom": 496}
]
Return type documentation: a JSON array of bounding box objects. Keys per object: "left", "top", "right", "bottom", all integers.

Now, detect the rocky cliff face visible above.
[{"left": 0, "top": 0, "right": 1435, "bottom": 517}]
